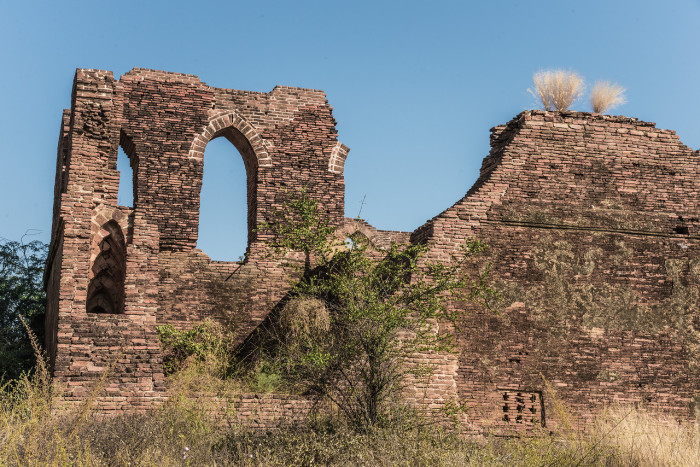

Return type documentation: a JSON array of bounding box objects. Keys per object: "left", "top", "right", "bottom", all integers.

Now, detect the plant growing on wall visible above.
[
  {"left": 495, "top": 237, "right": 700, "bottom": 366},
  {"left": 590, "top": 81, "right": 626, "bottom": 114},
  {"left": 245, "top": 190, "right": 497, "bottom": 430},
  {"left": 259, "top": 188, "right": 337, "bottom": 273},
  {"left": 529, "top": 70, "right": 585, "bottom": 111},
  {"left": 157, "top": 320, "right": 232, "bottom": 376}
]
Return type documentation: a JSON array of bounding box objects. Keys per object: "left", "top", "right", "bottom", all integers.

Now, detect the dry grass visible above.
[
  {"left": 595, "top": 406, "right": 700, "bottom": 467},
  {"left": 280, "top": 295, "right": 330, "bottom": 341},
  {"left": 590, "top": 81, "right": 626, "bottom": 113},
  {"left": 3, "top": 362, "right": 698, "bottom": 466},
  {"left": 529, "top": 70, "right": 585, "bottom": 111},
  {"left": 2, "top": 324, "right": 697, "bottom": 465}
]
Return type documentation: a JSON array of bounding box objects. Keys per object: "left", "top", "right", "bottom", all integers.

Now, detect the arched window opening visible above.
[
  {"left": 87, "top": 221, "right": 126, "bottom": 314},
  {"left": 117, "top": 146, "right": 134, "bottom": 208},
  {"left": 197, "top": 136, "right": 248, "bottom": 261},
  {"left": 347, "top": 231, "right": 371, "bottom": 250},
  {"left": 345, "top": 236, "right": 355, "bottom": 250}
]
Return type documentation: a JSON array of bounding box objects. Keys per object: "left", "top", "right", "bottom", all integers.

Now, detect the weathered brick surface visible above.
[
  {"left": 412, "top": 110, "right": 700, "bottom": 432},
  {"left": 46, "top": 71, "right": 698, "bottom": 432},
  {"left": 46, "top": 68, "right": 347, "bottom": 416},
  {"left": 340, "top": 217, "right": 411, "bottom": 249},
  {"left": 189, "top": 393, "right": 322, "bottom": 429}
]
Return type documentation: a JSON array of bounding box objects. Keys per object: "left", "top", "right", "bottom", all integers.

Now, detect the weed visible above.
[
  {"left": 590, "top": 81, "right": 626, "bottom": 114},
  {"left": 529, "top": 70, "right": 585, "bottom": 111}
]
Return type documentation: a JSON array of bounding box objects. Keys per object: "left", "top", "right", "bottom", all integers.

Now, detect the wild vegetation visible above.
[
  {"left": 1, "top": 212, "right": 698, "bottom": 464},
  {"left": 157, "top": 319, "right": 234, "bottom": 376},
  {"left": 529, "top": 69, "right": 585, "bottom": 111},
  {"left": 528, "top": 70, "right": 626, "bottom": 114},
  {"left": 1, "top": 346, "right": 698, "bottom": 466},
  {"left": 590, "top": 81, "right": 626, "bottom": 114},
  {"left": 240, "top": 189, "right": 498, "bottom": 429},
  {"left": 0, "top": 237, "right": 47, "bottom": 381}
]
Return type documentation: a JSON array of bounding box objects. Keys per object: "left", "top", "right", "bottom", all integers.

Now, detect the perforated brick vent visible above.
[{"left": 501, "top": 390, "right": 544, "bottom": 427}]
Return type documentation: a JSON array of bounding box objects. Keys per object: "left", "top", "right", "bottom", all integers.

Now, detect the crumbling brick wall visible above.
[
  {"left": 46, "top": 70, "right": 699, "bottom": 431},
  {"left": 410, "top": 110, "right": 700, "bottom": 432},
  {"left": 45, "top": 68, "right": 348, "bottom": 413}
]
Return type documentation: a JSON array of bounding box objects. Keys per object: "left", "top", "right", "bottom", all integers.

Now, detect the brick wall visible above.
[
  {"left": 46, "top": 68, "right": 348, "bottom": 413},
  {"left": 412, "top": 110, "right": 700, "bottom": 432},
  {"left": 189, "top": 393, "right": 322, "bottom": 429},
  {"left": 46, "top": 71, "right": 698, "bottom": 433}
]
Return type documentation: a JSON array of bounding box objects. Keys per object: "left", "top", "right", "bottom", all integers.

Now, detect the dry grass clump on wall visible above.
[
  {"left": 280, "top": 296, "right": 330, "bottom": 341},
  {"left": 529, "top": 70, "right": 585, "bottom": 111},
  {"left": 590, "top": 81, "right": 626, "bottom": 113}
]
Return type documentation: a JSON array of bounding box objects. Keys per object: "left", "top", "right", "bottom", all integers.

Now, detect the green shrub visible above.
[
  {"left": 250, "top": 189, "right": 498, "bottom": 431},
  {"left": 249, "top": 360, "right": 283, "bottom": 393},
  {"left": 157, "top": 319, "right": 232, "bottom": 375}
]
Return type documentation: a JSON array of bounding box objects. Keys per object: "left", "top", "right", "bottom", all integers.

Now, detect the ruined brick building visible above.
[{"left": 45, "top": 68, "right": 699, "bottom": 432}]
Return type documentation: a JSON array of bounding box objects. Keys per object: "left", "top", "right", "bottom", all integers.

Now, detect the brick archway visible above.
[
  {"left": 87, "top": 216, "right": 127, "bottom": 314},
  {"left": 188, "top": 111, "right": 271, "bottom": 168},
  {"left": 189, "top": 111, "right": 270, "bottom": 252}
]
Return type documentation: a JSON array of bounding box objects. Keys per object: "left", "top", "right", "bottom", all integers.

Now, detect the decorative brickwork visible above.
[
  {"left": 86, "top": 219, "right": 127, "bottom": 314},
  {"left": 46, "top": 70, "right": 699, "bottom": 432},
  {"left": 500, "top": 390, "right": 544, "bottom": 428}
]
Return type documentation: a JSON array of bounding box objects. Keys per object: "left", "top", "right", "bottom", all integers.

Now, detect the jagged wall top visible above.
[
  {"left": 62, "top": 67, "right": 346, "bottom": 251},
  {"left": 412, "top": 109, "right": 699, "bottom": 248}
]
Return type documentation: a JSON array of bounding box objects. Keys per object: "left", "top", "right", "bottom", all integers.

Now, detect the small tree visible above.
[
  {"left": 157, "top": 319, "right": 233, "bottom": 376},
  {"left": 249, "top": 190, "right": 497, "bottom": 430},
  {"left": 259, "top": 188, "right": 337, "bottom": 273},
  {"left": 529, "top": 70, "right": 585, "bottom": 111},
  {"left": 590, "top": 81, "right": 626, "bottom": 114}
]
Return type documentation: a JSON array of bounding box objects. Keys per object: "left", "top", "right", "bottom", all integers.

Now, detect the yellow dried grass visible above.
[
  {"left": 529, "top": 70, "right": 585, "bottom": 111},
  {"left": 590, "top": 81, "right": 626, "bottom": 113}
]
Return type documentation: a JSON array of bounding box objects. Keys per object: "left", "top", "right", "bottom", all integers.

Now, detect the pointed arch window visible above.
[
  {"left": 197, "top": 136, "right": 248, "bottom": 260},
  {"left": 87, "top": 221, "right": 126, "bottom": 314}
]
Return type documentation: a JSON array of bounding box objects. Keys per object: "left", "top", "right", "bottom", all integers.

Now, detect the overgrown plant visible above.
[
  {"left": 2, "top": 330, "right": 697, "bottom": 465},
  {"left": 259, "top": 187, "right": 337, "bottom": 273},
  {"left": 529, "top": 69, "right": 585, "bottom": 111},
  {"left": 590, "top": 80, "right": 626, "bottom": 113},
  {"left": 248, "top": 189, "right": 498, "bottom": 430},
  {"left": 595, "top": 405, "right": 700, "bottom": 467},
  {"left": 157, "top": 319, "right": 233, "bottom": 376}
]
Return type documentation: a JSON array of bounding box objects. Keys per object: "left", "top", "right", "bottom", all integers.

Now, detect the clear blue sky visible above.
[{"left": 1, "top": 0, "right": 699, "bottom": 260}]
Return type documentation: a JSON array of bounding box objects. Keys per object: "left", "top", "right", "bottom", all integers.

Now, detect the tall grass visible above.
[
  {"left": 596, "top": 406, "right": 700, "bottom": 467},
  {"left": 529, "top": 70, "right": 585, "bottom": 111},
  {"left": 590, "top": 81, "right": 626, "bottom": 113},
  {"left": 1, "top": 327, "right": 697, "bottom": 465}
]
